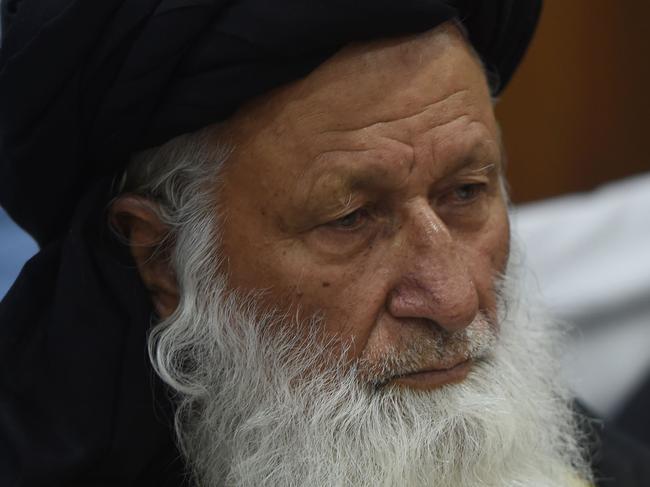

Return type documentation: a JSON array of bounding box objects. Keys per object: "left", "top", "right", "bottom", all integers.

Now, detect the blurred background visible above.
[
  {"left": 498, "top": 1, "right": 650, "bottom": 203},
  {"left": 1, "top": 0, "right": 649, "bottom": 446}
]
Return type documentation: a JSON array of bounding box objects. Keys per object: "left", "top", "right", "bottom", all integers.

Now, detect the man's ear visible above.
[{"left": 109, "top": 195, "right": 179, "bottom": 319}]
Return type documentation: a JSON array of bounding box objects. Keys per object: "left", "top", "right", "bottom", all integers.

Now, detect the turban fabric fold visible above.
[
  {"left": 0, "top": 0, "right": 541, "bottom": 245},
  {"left": 0, "top": 1, "right": 541, "bottom": 485}
]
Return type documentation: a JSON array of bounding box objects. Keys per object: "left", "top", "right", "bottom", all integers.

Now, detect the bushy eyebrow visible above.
[
  {"left": 439, "top": 136, "right": 503, "bottom": 180},
  {"left": 455, "top": 162, "right": 497, "bottom": 177},
  {"left": 297, "top": 147, "right": 411, "bottom": 201}
]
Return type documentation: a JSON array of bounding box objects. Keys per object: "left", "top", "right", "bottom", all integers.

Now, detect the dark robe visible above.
[
  {"left": 2, "top": 1, "right": 648, "bottom": 485},
  {"left": 578, "top": 403, "right": 650, "bottom": 486},
  {"left": 614, "top": 373, "right": 650, "bottom": 450}
]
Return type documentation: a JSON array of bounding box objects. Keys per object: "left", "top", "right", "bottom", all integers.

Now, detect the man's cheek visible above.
[
  {"left": 463, "top": 199, "right": 509, "bottom": 265},
  {"left": 467, "top": 215, "right": 510, "bottom": 317},
  {"left": 284, "top": 268, "right": 387, "bottom": 358}
]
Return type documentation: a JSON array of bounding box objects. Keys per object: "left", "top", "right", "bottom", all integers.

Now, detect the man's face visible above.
[
  {"left": 125, "top": 24, "right": 588, "bottom": 486},
  {"left": 216, "top": 24, "right": 509, "bottom": 390}
]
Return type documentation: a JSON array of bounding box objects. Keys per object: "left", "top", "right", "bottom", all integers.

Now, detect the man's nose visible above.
[{"left": 386, "top": 203, "right": 479, "bottom": 333}]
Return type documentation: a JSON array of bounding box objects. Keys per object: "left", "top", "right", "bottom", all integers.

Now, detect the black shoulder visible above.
[{"left": 576, "top": 402, "right": 650, "bottom": 487}]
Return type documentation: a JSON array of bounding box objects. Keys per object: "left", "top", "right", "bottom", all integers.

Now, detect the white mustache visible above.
[{"left": 357, "top": 312, "right": 498, "bottom": 388}]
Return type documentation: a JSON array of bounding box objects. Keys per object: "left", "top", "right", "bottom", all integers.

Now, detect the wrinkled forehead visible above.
[{"left": 221, "top": 22, "right": 495, "bottom": 149}]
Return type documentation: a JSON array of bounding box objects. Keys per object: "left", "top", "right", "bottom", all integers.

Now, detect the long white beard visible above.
[{"left": 150, "top": 244, "right": 592, "bottom": 487}]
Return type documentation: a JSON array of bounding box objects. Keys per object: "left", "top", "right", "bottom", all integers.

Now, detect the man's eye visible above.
[
  {"left": 450, "top": 183, "right": 486, "bottom": 204},
  {"left": 328, "top": 208, "right": 369, "bottom": 230}
]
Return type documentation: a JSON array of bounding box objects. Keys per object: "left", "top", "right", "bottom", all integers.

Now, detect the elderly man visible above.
[{"left": 0, "top": 1, "right": 649, "bottom": 486}]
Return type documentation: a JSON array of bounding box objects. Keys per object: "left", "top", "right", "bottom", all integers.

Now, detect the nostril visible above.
[{"left": 399, "top": 316, "right": 444, "bottom": 333}]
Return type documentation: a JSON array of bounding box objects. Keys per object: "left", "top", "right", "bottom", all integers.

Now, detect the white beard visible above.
[{"left": 150, "top": 241, "right": 592, "bottom": 487}]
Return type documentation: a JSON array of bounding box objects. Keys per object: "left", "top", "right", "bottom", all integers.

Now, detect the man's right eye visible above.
[
  {"left": 306, "top": 207, "right": 377, "bottom": 257},
  {"left": 327, "top": 208, "right": 369, "bottom": 231}
]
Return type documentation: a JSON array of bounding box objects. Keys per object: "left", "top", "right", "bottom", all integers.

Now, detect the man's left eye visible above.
[{"left": 450, "top": 183, "right": 486, "bottom": 204}]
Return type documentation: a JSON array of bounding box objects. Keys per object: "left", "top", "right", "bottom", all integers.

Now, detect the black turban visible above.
[
  {"left": 0, "top": 2, "right": 541, "bottom": 486},
  {"left": 0, "top": 0, "right": 542, "bottom": 246}
]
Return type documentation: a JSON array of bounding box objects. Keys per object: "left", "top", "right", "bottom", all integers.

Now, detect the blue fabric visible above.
[{"left": 0, "top": 208, "right": 37, "bottom": 299}]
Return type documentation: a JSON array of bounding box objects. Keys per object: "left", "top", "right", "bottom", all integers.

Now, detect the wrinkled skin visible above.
[
  {"left": 115, "top": 23, "right": 510, "bottom": 390},
  {"left": 216, "top": 24, "right": 509, "bottom": 388}
]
